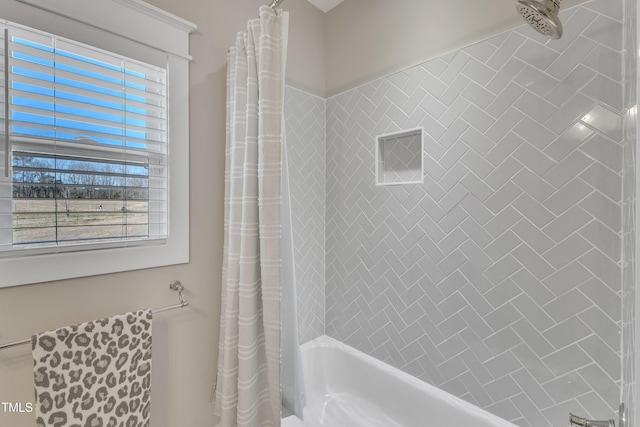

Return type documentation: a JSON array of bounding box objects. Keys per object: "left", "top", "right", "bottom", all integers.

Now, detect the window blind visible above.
[{"left": 0, "top": 21, "right": 168, "bottom": 253}]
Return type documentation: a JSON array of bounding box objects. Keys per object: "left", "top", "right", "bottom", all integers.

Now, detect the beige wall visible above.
[
  {"left": 0, "top": 1, "right": 324, "bottom": 427},
  {"left": 325, "top": 0, "right": 588, "bottom": 96}
]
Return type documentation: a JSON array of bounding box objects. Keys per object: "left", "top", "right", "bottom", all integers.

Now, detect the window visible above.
[
  {"left": 0, "top": 0, "right": 195, "bottom": 287},
  {"left": 2, "top": 23, "right": 168, "bottom": 250}
]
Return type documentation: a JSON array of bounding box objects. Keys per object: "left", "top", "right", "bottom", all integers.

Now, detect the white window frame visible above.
[{"left": 0, "top": 0, "right": 195, "bottom": 287}]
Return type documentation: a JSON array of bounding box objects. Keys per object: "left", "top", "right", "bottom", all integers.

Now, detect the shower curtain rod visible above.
[{"left": 0, "top": 280, "right": 189, "bottom": 351}]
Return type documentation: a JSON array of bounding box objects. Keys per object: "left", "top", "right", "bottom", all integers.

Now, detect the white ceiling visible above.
[{"left": 306, "top": 0, "right": 344, "bottom": 13}]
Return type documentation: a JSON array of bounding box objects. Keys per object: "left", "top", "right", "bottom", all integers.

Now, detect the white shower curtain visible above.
[{"left": 214, "top": 6, "right": 288, "bottom": 426}]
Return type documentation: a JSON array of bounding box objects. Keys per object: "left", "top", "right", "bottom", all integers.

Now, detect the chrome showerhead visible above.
[{"left": 516, "top": 0, "right": 563, "bottom": 39}]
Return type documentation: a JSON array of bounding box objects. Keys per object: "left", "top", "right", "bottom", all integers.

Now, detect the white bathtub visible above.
[{"left": 282, "top": 336, "right": 517, "bottom": 427}]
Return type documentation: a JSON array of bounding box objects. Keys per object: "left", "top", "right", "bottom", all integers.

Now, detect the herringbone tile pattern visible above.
[
  {"left": 285, "top": 86, "right": 326, "bottom": 344},
  {"left": 621, "top": 0, "right": 636, "bottom": 420},
  {"left": 324, "top": 1, "right": 623, "bottom": 425}
]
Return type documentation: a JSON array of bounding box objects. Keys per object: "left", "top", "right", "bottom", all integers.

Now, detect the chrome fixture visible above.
[
  {"left": 619, "top": 403, "right": 626, "bottom": 427},
  {"left": 570, "top": 413, "right": 615, "bottom": 427},
  {"left": 516, "top": 0, "right": 563, "bottom": 39},
  {"left": 269, "top": 0, "right": 284, "bottom": 9},
  {"left": 0, "top": 280, "right": 190, "bottom": 351}
]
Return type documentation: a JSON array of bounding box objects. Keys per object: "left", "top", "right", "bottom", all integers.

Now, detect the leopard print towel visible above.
[{"left": 31, "top": 309, "right": 152, "bottom": 427}]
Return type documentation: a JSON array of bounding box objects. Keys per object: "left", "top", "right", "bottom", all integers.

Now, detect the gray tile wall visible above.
[
  {"left": 284, "top": 86, "right": 326, "bottom": 344},
  {"left": 324, "top": 1, "right": 623, "bottom": 425},
  {"left": 622, "top": 0, "right": 636, "bottom": 422}
]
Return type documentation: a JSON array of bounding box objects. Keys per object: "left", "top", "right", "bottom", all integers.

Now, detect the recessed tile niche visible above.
[{"left": 375, "top": 128, "right": 424, "bottom": 186}]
